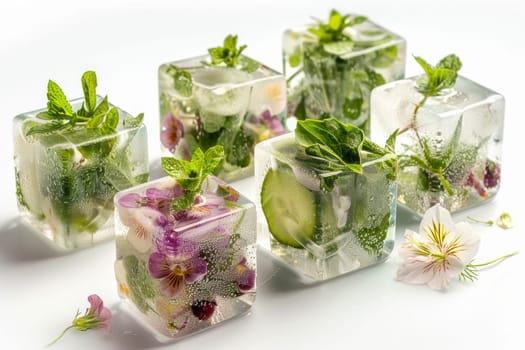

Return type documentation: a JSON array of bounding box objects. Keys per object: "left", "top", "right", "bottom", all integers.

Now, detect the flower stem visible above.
[
  {"left": 468, "top": 251, "right": 519, "bottom": 268},
  {"left": 466, "top": 216, "right": 494, "bottom": 226},
  {"left": 47, "top": 325, "right": 75, "bottom": 347}
]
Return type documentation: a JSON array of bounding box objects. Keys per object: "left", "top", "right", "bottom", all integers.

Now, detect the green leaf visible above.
[
  {"left": 123, "top": 113, "right": 144, "bottom": 128},
  {"left": 167, "top": 65, "right": 193, "bottom": 98},
  {"left": 161, "top": 146, "right": 226, "bottom": 210},
  {"left": 322, "top": 40, "right": 354, "bottom": 55},
  {"left": 342, "top": 97, "right": 363, "bottom": 120},
  {"left": 226, "top": 128, "right": 253, "bottom": 167},
  {"left": 47, "top": 80, "right": 73, "bottom": 117},
  {"left": 35, "top": 111, "right": 56, "bottom": 120},
  {"left": 25, "top": 121, "right": 69, "bottom": 136},
  {"left": 356, "top": 212, "right": 390, "bottom": 255},
  {"left": 81, "top": 71, "right": 97, "bottom": 113},
  {"left": 442, "top": 114, "right": 463, "bottom": 166},
  {"left": 437, "top": 54, "right": 462, "bottom": 71},
  {"left": 414, "top": 54, "right": 462, "bottom": 96},
  {"left": 208, "top": 34, "right": 248, "bottom": 68},
  {"left": 223, "top": 34, "right": 237, "bottom": 51},
  {"left": 123, "top": 255, "right": 156, "bottom": 314},
  {"left": 239, "top": 56, "right": 260, "bottom": 73},
  {"left": 329, "top": 10, "right": 343, "bottom": 30},
  {"left": 92, "top": 95, "right": 109, "bottom": 118},
  {"left": 288, "top": 45, "right": 302, "bottom": 68},
  {"left": 204, "top": 145, "right": 226, "bottom": 173},
  {"left": 103, "top": 107, "right": 119, "bottom": 131},
  {"left": 295, "top": 118, "right": 374, "bottom": 190},
  {"left": 172, "top": 192, "right": 196, "bottom": 211},
  {"left": 370, "top": 45, "right": 398, "bottom": 68},
  {"left": 161, "top": 157, "right": 187, "bottom": 178},
  {"left": 86, "top": 111, "right": 104, "bottom": 129}
]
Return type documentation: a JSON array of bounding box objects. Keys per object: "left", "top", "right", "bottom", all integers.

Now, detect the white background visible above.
[{"left": 1, "top": 0, "right": 524, "bottom": 349}]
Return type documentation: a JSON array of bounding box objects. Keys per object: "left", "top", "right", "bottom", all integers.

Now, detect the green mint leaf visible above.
[
  {"left": 208, "top": 34, "right": 248, "bottom": 68},
  {"left": 47, "top": 80, "right": 74, "bottom": 117},
  {"left": 167, "top": 65, "right": 193, "bottom": 97},
  {"left": 322, "top": 40, "right": 354, "bottom": 56},
  {"left": 172, "top": 192, "right": 196, "bottom": 211},
  {"left": 162, "top": 146, "right": 225, "bottom": 210},
  {"left": 329, "top": 10, "right": 343, "bottom": 30},
  {"left": 414, "top": 54, "right": 462, "bottom": 96},
  {"left": 223, "top": 34, "right": 237, "bottom": 51},
  {"left": 356, "top": 212, "right": 390, "bottom": 256},
  {"left": 226, "top": 128, "right": 253, "bottom": 167},
  {"left": 25, "top": 121, "right": 69, "bottom": 136},
  {"left": 81, "top": 71, "right": 97, "bottom": 113},
  {"left": 370, "top": 45, "right": 398, "bottom": 68},
  {"left": 123, "top": 255, "right": 156, "bottom": 314},
  {"left": 239, "top": 56, "right": 259, "bottom": 73},
  {"left": 35, "top": 111, "right": 56, "bottom": 120},
  {"left": 342, "top": 97, "right": 363, "bottom": 120},
  {"left": 161, "top": 157, "right": 187, "bottom": 179},
  {"left": 295, "top": 118, "right": 365, "bottom": 182},
  {"left": 288, "top": 46, "right": 302, "bottom": 68},
  {"left": 86, "top": 111, "right": 104, "bottom": 128},
  {"left": 309, "top": 10, "right": 367, "bottom": 44},
  {"left": 92, "top": 95, "right": 109, "bottom": 118},
  {"left": 123, "top": 112, "right": 144, "bottom": 128},
  {"left": 204, "top": 145, "right": 225, "bottom": 174},
  {"left": 436, "top": 54, "right": 462, "bottom": 71},
  {"left": 103, "top": 107, "right": 119, "bottom": 132}
]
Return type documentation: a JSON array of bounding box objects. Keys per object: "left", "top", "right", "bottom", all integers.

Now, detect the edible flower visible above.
[
  {"left": 397, "top": 204, "right": 517, "bottom": 290},
  {"left": 48, "top": 294, "right": 111, "bottom": 346},
  {"left": 161, "top": 112, "right": 184, "bottom": 153}
]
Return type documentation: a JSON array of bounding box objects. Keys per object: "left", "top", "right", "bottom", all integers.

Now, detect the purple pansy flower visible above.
[
  {"left": 149, "top": 235, "right": 208, "bottom": 297},
  {"left": 161, "top": 112, "right": 184, "bottom": 153}
]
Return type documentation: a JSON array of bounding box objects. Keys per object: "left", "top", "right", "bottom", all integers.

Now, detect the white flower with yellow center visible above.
[{"left": 396, "top": 204, "right": 480, "bottom": 290}]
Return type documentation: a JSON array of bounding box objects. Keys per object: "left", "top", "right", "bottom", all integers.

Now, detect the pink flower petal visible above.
[{"left": 184, "top": 257, "right": 208, "bottom": 284}]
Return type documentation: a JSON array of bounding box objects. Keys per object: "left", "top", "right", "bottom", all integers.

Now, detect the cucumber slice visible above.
[{"left": 261, "top": 167, "right": 316, "bottom": 248}]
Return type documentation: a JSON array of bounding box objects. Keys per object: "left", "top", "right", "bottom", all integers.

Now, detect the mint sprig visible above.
[
  {"left": 161, "top": 145, "right": 225, "bottom": 211},
  {"left": 308, "top": 9, "right": 366, "bottom": 44},
  {"left": 208, "top": 34, "right": 247, "bottom": 68},
  {"left": 405, "top": 54, "right": 463, "bottom": 195},
  {"left": 26, "top": 71, "right": 143, "bottom": 137},
  {"left": 295, "top": 118, "right": 397, "bottom": 191},
  {"left": 414, "top": 54, "right": 462, "bottom": 96}
]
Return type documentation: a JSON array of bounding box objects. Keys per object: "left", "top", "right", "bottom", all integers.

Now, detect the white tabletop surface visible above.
[{"left": 1, "top": 0, "right": 524, "bottom": 349}]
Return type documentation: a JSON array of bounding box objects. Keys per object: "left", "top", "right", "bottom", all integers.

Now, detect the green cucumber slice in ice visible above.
[{"left": 261, "top": 167, "right": 316, "bottom": 248}]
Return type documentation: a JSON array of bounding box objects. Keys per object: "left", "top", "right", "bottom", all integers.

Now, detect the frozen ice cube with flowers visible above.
[
  {"left": 283, "top": 9, "right": 406, "bottom": 135},
  {"left": 13, "top": 71, "right": 148, "bottom": 250},
  {"left": 370, "top": 54, "right": 504, "bottom": 215},
  {"left": 255, "top": 118, "right": 397, "bottom": 281},
  {"left": 114, "top": 146, "right": 256, "bottom": 340},
  {"left": 158, "top": 34, "right": 287, "bottom": 182}
]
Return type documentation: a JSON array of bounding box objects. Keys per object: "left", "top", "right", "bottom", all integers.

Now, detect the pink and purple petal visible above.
[
  {"left": 161, "top": 113, "right": 184, "bottom": 152},
  {"left": 148, "top": 252, "right": 172, "bottom": 279},
  {"left": 159, "top": 274, "right": 185, "bottom": 297},
  {"left": 118, "top": 193, "right": 144, "bottom": 208},
  {"left": 184, "top": 257, "right": 208, "bottom": 283}
]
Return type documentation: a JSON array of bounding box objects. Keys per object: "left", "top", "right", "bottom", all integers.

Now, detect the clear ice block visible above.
[
  {"left": 371, "top": 76, "right": 505, "bottom": 215},
  {"left": 255, "top": 133, "right": 396, "bottom": 281},
  {"left": 114, "top": 176, "right": 256, "bottom": 340},
  {"left": 13, "top": 96, "right": 149, "bottom": 250},
  {"left": 283, "top": 16, "right": 406, "bottom": 135},
  {"left": 159, "top": 55, "right": 287, "bottom": 182}
]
